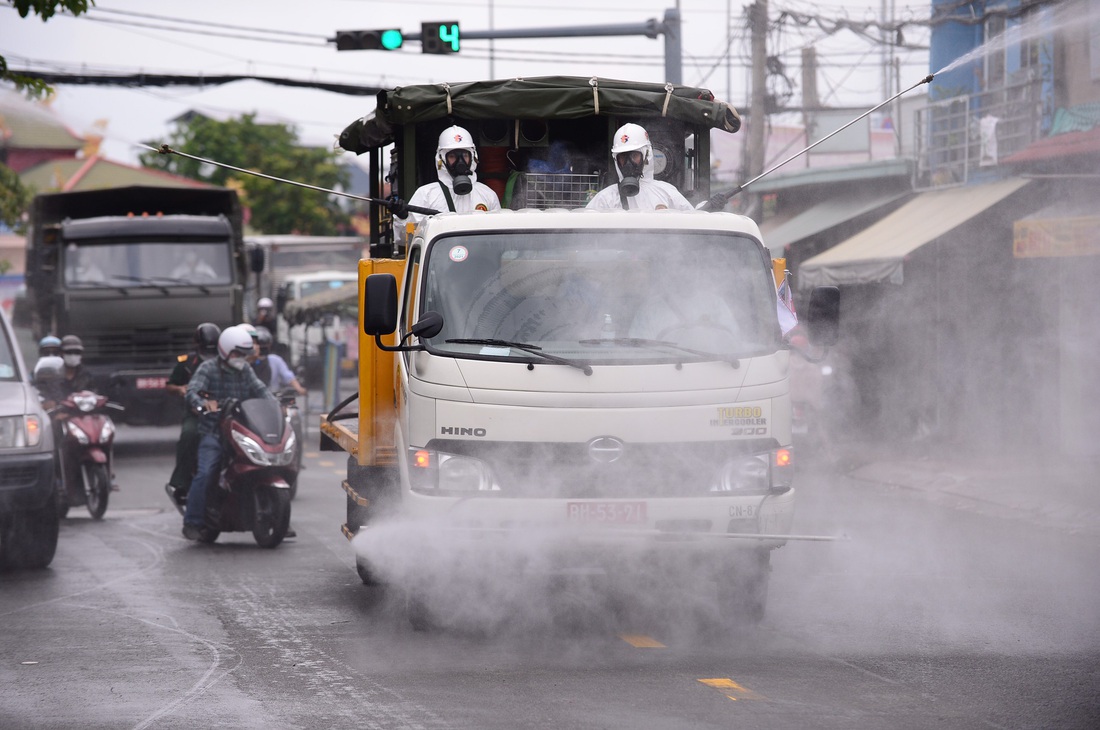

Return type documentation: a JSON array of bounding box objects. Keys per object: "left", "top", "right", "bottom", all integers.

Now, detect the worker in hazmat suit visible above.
[
  {"left": 391, "top": 125, "right": 501, "bottom": 234},
  {"left": 586, "top": 123, "right": 694, "bottom": 211}
]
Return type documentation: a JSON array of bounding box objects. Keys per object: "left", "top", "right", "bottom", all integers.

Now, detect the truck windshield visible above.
[
  {"left": 421, "top": 230, "right": 779, "bottom": 363},
  {"left": 62, "top": 240, "right": 233, "bottom": 287}
]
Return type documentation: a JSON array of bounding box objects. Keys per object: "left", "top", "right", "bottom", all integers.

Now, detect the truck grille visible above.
[
  {"left": 426, "top": 438, "right": 777, "bottom": 498},
  {"left": 83, "top": 330, "right": 194, "bottom": 365}
]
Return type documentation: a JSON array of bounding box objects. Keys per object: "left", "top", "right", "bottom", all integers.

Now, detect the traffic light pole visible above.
[{"left": 406, "top": 8, "right": 683, "bottom": 84}]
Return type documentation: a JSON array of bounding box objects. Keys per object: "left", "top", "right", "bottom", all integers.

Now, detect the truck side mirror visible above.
[
  {"left": 410, "top": 311, "right": 443, "bottom": 340},
  {"left": 363, "top": 273, "right": 398, "bottom": 336},
  {"left": 11, "top": 295, "right": 31, "bottom": 329},
  {"left": 805, "top": 286, "right": 840, "bottom": 347},
  {"left": 248, "top": 247, "right": 265, "bottom": 273}
]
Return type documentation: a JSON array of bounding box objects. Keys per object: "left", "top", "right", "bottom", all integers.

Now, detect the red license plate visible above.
[
  {"left": 566, "top": 501, "right": 647, "bottom": 525},
  {"left": 136, "top": 377, "right": 168, "bottom": 390}
]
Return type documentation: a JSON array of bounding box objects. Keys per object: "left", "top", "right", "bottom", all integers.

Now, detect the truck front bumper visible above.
[{"left": 395, "top": 488, "right": 796, "bottom": 551}]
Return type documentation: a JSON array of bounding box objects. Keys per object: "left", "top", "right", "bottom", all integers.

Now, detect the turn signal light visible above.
[
  {"left": 413, "top": 449, "right": 432, "bottom": 469},
  {"left": 774, "top": 448, "right": 791, "bottom": 467}
]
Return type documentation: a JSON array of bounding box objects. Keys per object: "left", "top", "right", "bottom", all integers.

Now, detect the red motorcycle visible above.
[
  {"left": 51, "top": 390, "right": 122, "bottom": 520},
  {"left": 195, "top": 394, "right": 297, "bottom": 548}
]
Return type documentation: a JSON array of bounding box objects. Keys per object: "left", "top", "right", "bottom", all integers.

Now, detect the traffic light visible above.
[
  {"left": 335, "top": 29, "right": 404, "bottom": 51},
  {"left": 421, "top": 21, "right": 460, "bottom": 54}
]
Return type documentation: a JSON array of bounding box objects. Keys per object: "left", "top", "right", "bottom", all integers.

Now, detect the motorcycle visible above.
[
  {"left": 189, "top": 394, "right": 297, "bottom": 548},
  {"left": 50, "top": 390, "right": 122, "bottom": 520},
  {"left": 276, "top": 389, "right": 304, "bottom": 499}
]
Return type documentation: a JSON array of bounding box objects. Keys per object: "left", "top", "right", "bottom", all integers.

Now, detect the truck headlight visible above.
[
  {"left": 711, "top": 448, "right": 793, "bottom": 493},
  {"left": 408, "top": 448, "right": 499, "bottom": 493}
]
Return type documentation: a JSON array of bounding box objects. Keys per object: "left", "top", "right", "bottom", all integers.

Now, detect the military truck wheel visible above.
[
  {"left": 717, "top": 549, "right": 770, "bottom": 625},
  {"left": 355, "top": 556, "right": 383, "bottom": 586}
]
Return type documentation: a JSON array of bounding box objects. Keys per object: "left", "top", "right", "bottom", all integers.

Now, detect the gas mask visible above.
[
  {"left": 63, "top": 353, "right": 82, "bottom": 368},
  {"left": 444, "top": 150, "right": 474, "bottom": 195},
  {"left": 616, "top": 151, "right": 645, "bottom": 198}
]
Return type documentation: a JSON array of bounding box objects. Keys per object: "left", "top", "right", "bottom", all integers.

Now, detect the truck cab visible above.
[{"left": 323, "top": 76, "right": 839, "bottom": 627}]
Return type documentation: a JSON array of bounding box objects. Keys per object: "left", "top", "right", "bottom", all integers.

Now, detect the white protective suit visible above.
[
  {"left": 394, "top": 126, "right": 501, "bottom": 234},
  {"left": 586, "top": 123, "right": 694, "bottom": 211}
]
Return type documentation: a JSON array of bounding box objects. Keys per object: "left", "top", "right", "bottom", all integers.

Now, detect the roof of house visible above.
[
  {"left": 20, "top": 155, "right": 212, "bottom": 193},
  {"left": 0, "top": 92, "right": 84, "bottom": 151}
]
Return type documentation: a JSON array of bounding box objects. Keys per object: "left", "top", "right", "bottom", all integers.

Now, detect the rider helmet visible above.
[
  {"left": 194, "top": 322, "right": 221, "bottom": 360},
  {"left": 254, "top": 326, "right": 273, "bottom": 356},
  {"left": 38, "top": 335, "right": 62, "bottom": 357},
  {"left": 217, "top": 326, "right": 254, "bottom": 366},
  {"left": 60, "top": 334, "right": 84, "bottom": 368},
  {"left": 257, "top": 297, "right": 274, "bottom": 311}
]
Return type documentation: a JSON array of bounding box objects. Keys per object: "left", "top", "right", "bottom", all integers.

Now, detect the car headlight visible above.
[
  {"left": 408, "top": 448, "right": 499, "bottom": 493},
  {"left": 0, "top": 415, "right": 32, "bottom": 448},
  {"left": 711, "top": 448, "right": 793, "bottom": 494}
]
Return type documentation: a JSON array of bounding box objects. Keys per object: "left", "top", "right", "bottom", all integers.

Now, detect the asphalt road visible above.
[{"left": 1, "top": 423, "right": 1098, "bottom": 729}]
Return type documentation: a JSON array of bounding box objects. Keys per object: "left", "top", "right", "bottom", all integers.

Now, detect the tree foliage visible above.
[
  {"left": 140, "top": 114, "right": 352, "bottom": 235},
  {"left": 0, "top": 162, "right": 34, "bottom": 232},
  {"left": 2, "top": 1, "right": 94, "bottom": 98}
]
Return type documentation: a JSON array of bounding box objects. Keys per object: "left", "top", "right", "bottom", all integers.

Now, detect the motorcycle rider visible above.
[
  {"left": 253, "top": 327, "right": 306, "bottom": 396},
  {"left": 164, "top": 322, "right": 221, "bottom": 509},
  {"left": 32, "top": 335, "right": 63, "bottom": 399},
  {"left": 586, "top": 123, "right": 694, "bottom": 211},
  {"left": 391, "top": 125, "right": 501, "bottom": 232},
  {"left": 181, "top": 326, "right": 275, "bottom": 540},
  {"left": 53, "top": 334, "right": 94, "bottom": 400},
  {"left": 252, "top": 297, "right": 278, "bottom": 347}
]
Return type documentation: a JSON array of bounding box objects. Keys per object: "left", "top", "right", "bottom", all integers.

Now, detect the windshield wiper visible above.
[
  {"left": 580, "top": 337, "right": 741, "bottom": 368},
  {"left": 444, "top": 338, "right": 593, "bottom": 376},
  {"left": 148, "top": 276, "right": 212, "bottom": 294},
  {"left": 108, "top": 274, "right": 171, "bottom": 295}
]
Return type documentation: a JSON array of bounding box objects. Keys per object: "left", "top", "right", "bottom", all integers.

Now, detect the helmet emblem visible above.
[{"left": 620, "top": 134, "right": 629, "bottom": 143}]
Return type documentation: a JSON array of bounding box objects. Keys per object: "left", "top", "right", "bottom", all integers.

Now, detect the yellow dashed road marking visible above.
[
  {"left": 318, "top": 460, "right": 335, "bottom": 467},
  {"left": 697, "top": 678, "right": 765, "bottom": 701},
  {"left": 618, "top": 634, "right": 666, "bottom": 648}
]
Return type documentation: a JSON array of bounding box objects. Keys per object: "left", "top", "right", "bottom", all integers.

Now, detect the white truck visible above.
[{"left": 320, "top": 77, "right": 839, "bottom": 628}]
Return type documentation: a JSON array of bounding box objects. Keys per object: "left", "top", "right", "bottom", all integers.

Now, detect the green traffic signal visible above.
[{"left": 380, "top": 29, "right": 403, "bottom": 50}]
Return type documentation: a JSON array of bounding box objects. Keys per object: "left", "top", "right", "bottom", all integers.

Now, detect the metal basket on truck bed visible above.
[{"left": 510, "top": 172, "right": 601, "bottom": 210}]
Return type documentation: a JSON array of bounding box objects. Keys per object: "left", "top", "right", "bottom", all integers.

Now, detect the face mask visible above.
[
  {"left": 225, "top": 356, "right": 247, "bottom": 371},
  {"left": 617, "top": 151, "right": 644, "bottom": 198},
  {"left": 445, "top": 151, "right": 474, "bottom": 195},
  {"left": 63, "top": 354, "right": 82, "bottom": 368}
]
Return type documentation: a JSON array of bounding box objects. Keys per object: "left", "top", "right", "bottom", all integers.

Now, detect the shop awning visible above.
[
  {"left": 765, "top": 189, "right": 911, "bottom": 251},
  {"left": 283, "top": 283, "right": 358, "bottom": 325},
  {"left": 1013, "top": 201, "right": 1100, "bottom": 258},
  {"left": 798, "top": 178, "right": 1030, "bottom": 287}
]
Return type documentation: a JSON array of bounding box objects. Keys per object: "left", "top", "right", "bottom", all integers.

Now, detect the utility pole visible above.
[{"left": 747, "top": 0, "right": 768, "bottom": 181}]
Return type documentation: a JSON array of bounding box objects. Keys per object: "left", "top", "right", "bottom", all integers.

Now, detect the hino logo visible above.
[
  {"left": 588, "top": 436, "right": 625, "bottom": 463},
  {"left": 440, "top": 426, "right": 487, "bottom": 437}
]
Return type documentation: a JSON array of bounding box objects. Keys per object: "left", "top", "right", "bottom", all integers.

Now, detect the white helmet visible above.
[
  {"left": 257, "top": 297, "right": 274, "bottom": 310},
  {"left": 217, "top": 326, "right": 255, "bottom": 361},
  {"left": 611, "top": 123, "right": 652, "bottom": 181},
  {"left": 436, "top": 125, "right": 478, "bottom": 174}
]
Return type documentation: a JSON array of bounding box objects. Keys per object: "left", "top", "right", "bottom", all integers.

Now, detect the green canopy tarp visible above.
[{"left": 339, "top": 76, "right": 741, "bottom": 154}]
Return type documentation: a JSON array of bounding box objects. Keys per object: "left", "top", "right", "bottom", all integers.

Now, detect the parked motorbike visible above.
[
  {"left": 190, "top": 394, "right": 297, "bottom": 548},
  {"left": 50, "top": 390, "right": 122, "bottom": 520}
]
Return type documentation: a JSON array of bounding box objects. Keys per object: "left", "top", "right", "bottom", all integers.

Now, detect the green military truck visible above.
[{"left": 19, "top": 185, "right": 251, "bottom": 425}]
